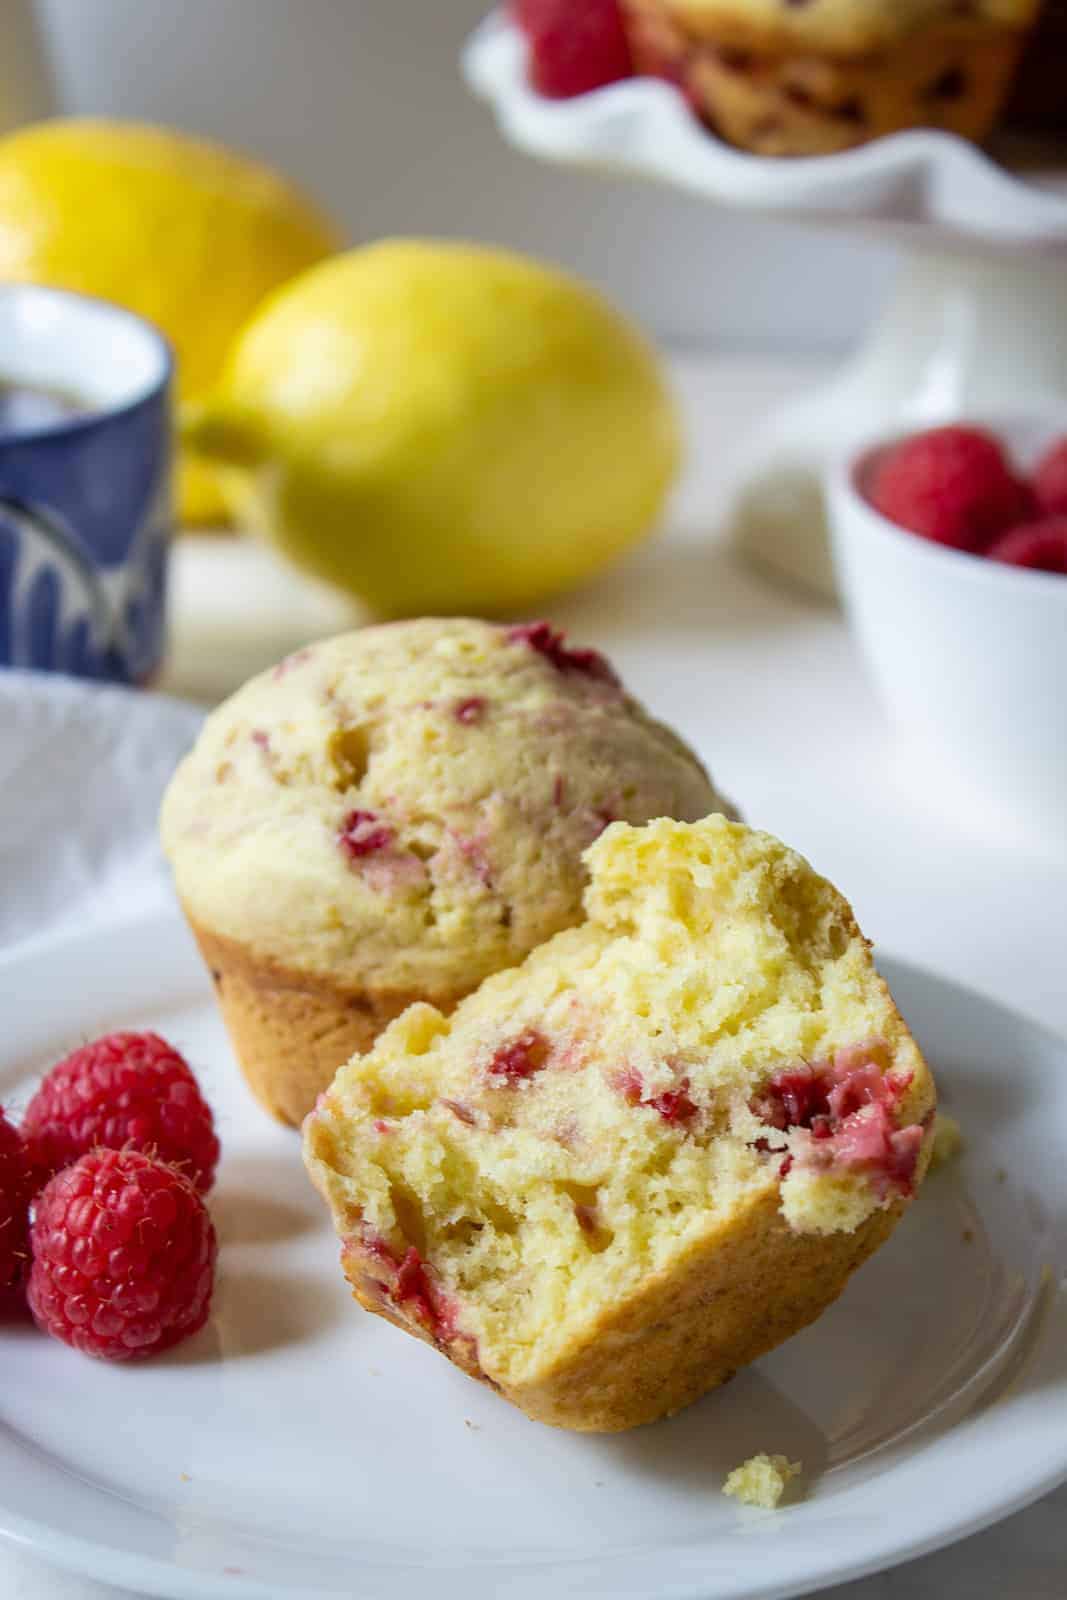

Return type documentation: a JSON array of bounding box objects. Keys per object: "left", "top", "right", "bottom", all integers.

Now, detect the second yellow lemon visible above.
[
  {"left": 187, "top": 240, "right": 682, "bottom": 615},
  {"left": 0, "top": 118, "right": 342, "bottom": 522}
]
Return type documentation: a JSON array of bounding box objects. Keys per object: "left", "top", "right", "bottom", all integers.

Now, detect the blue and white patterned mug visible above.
[{"left": 0, "top": 285, "right": 173, "bottom": 684}]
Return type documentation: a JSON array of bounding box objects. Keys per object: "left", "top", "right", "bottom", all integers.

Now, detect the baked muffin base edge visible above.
[
  {"left": 187, "top": 917, "right": 442, "bottom": 1127},
  {"left": 324, "top": 1147, "right": 930, "bottom": 1432}
]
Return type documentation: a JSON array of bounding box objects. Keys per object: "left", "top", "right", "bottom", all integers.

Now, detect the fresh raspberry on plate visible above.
[
  {"left": 1033, "top": 437, "right": 1067, "bottom": 517},
  {"left": 514, "top": 0, "right": 632, "bottom": 99},
  {"left": 986, "top": 517, "right": 1067, "bottom": 574},
  {"left": 27, "top": 1148, "right": 217, "bottom": 1361},
  {"left": 866, "top": 426, "right": 1033, "bottom": 552},
  {"left": 21, "top": 1032, "right": 220, "bottom": 1194},
  {"left": 0, "top": 1109, "right": 34, "bottom": 1296}
]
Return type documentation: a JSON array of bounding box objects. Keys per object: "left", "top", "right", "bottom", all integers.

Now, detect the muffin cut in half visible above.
[
  {"left": 304, "top": 815, "right": 936, "bottom": 1431},
  {"left": 160, "top": 620, "right": 728, "bottom": 1126},
  {"left": 621, "top": 0, "right": 1041, "bottom": 156}
]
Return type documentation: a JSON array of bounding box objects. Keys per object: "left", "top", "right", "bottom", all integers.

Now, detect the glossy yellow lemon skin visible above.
[
  {"left": 0, "top": 118, "right": 342, "bottom": 524},
  {"left": 188, "top": 240, "right": 681, "bottom": 613}
]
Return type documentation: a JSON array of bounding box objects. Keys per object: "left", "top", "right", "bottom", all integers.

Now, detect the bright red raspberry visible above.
[
  {"left": 514, "top": 0, "right": 633, "bottom": 99},
  {"left": 866, "top": 426, "right": 1033, "bottom": 552},
  {"left": 986, "top": 517, "right": 1067, "bottom": 575},
  {"left": 0, "top": 1109, "right": 34, "bottom": 1295},
  {"left": 27, "top": 1148, "right": 216, "bottom": 1361},
  {"left": 21, "top": 1032, "right": 219, "bottom": 1194},
  {"left": 1033, "top": 437, "right": 1067, "bottom": 517}
]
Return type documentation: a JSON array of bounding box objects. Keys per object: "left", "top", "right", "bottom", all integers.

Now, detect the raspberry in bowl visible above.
[{"left": 828, "top": 417, "right": 1067, "bottom": 847}]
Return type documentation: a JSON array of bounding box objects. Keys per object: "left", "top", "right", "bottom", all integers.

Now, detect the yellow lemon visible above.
[
  {"left": 187, "top": 240, "right": 681, "bottom": 615},
  {"left": 0, "top": 118, "right": 342, "bottom": 524}
]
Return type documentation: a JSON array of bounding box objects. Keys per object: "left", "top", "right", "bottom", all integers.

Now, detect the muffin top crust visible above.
[
  {"left": 160, "top": 618, "right": 728, "bottom": 999},
  {"left": 659, "top": 0, "right": 1040, "bottom": 55}
]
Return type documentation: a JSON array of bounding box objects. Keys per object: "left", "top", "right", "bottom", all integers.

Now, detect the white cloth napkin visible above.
[
  {"left": 0, "top": 672, "right": 1061, "bottom": 1600},
  {"left": 0, "top": 671, "right": 203, "bottom": 956}
]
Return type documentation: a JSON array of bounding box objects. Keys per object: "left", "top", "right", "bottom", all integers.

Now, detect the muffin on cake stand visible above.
[{"left": 463, "top": 9, "right": 1067, "bottom": 598}]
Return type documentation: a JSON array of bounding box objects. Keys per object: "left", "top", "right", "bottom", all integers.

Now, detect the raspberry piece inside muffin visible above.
[
  {"left": 305, "top": 815, "right": 936, "bottom": 1431},
  {"left": 338, "top": 809, "right": 395, "bottom": 861},
  {"left": 487, "top": 1030, "right": 550, "bottom": 1082},
  {"left": 751, "top": 1048, "right": 922, "bottom": 1199}
]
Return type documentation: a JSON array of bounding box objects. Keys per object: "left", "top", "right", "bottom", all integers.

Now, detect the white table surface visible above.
[{"left": 5, "top": 351, "right": 1065, "bottom": 1599}]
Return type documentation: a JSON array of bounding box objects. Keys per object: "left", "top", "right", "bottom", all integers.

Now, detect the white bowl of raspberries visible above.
[
  {"left": 0, "top": 1031, "right": 220, "bottom": 1360},
  {"left": 828, "top": 420, "right": 1067, "bottom": 849}
]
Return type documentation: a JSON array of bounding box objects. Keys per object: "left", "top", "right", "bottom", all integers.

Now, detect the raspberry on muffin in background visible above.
[
  {"left": 161, "top": 619, "right": 734, "bottom": 1128},
  {"left": 305, "top": 814, "right": 935, "bottom": 1433},
  {"left": 514, "top": 0, "right": 634, "bottom": 98}
]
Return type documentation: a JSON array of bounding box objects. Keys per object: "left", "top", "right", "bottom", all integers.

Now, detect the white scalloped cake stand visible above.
[{"left": 463, "top": 10, "right": 1067, "bottom": 597}]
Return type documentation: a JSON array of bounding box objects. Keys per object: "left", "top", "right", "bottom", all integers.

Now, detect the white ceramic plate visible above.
[
  {"left": 1, "top": 914, "right": 1065, "bottom": 1600},
  {"left": 463, "top": 10, "right": 1067, "bottom": 248}
]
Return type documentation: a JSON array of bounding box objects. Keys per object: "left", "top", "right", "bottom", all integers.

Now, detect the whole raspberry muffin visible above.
[
  {"left": 304, "top": 814, "right": 936, "bottom": 1431},
  {"left": 620, "top": 0, "right": 1041, "bottom": 155},
  {"left": 161, "top": 620, "right": 730, "bottom": 1126}
]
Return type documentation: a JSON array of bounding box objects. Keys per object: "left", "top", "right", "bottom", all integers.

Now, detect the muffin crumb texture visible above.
[
  {"left": 723, "top": 1452, "right": 802, "bottom": 1509},
  {"left": 305, "top": 815, "right": 936, "bottom": 1430}
]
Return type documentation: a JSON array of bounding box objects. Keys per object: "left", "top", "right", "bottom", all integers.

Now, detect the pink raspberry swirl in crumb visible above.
[
  {"left": 337, "top": 809, "right": 394, "bottom": 862},
  {"left": 507, "top": 621, "right": 620, "bottom": 686},
  {"left": 751, "top": 1044, "right": 923, "bottom": 1198}
]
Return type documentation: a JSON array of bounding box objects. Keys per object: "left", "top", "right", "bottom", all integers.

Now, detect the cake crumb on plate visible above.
[
  {"left": 930, "top": 1113, "right": 964, "bottom": 1170},
  {"left": 723, "top": 1454, "right": 802, "bottom": 1509}
]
